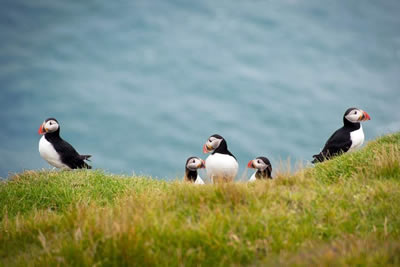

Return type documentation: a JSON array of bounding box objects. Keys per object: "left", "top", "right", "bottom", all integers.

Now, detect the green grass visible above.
[{"left": 1, "top": 133, "right": 400, "bottom": 266}]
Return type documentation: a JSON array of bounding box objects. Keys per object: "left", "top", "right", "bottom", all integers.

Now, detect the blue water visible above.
[{"left": 1, "top": 0, "right": 399, "bottom": 179}]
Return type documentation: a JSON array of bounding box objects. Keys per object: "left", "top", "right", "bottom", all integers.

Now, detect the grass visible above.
[{"left": 0, "top": 132, "right": 399, "bottom": 266}]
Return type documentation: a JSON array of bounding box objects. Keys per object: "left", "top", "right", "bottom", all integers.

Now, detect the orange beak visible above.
[
  {"left": 247, "top": 160, "right": 254, "bottom": 168},
  {"left": 362, "top": 111, "right": 371, "bottom": 121},
  {"left": 203, "top": 144, "right": 210, "bottom": 154},
  {"left": 201, "top": 160, "right": 206, "bottom": 168},
  {"left": 38, "top": 123, "right": 46, "bottom": 135}
]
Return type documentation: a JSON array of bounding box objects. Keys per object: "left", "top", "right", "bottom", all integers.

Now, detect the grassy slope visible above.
[{"left": 0, "top": 133, "right": 399, "bottom": 266}]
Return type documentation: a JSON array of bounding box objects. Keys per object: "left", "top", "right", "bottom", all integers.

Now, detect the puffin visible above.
[
  {"left": 203, "top": 134, "right": 238, "bottom": 183},
  {"left": 312, "top": 107, "right": 371, "bottom": 163},
  {"left": 38, "top": 118, "right": 91, "bottom": 169},
  {"left": 184, "top": 156, "right": 205, "bottom": 184},
  {"left": 247, "top": 156, "right": 272, "bottom": 182}
]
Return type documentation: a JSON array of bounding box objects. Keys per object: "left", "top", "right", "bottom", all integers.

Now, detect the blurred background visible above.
[{"left": 1, "top": 0, "right": 399, "bottom": 179}]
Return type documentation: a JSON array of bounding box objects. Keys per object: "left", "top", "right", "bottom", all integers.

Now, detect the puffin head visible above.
[
  {"left": 185, "top": 157, "right": 205, "bottom": 171},
  {"left": 38, "top": 118, "right": 59, "bottom": 135},
  {"left": 247, "top": 156, "right": 272, "bottom": 178},
  {"left": 344, "top": 108, "right": 371, "bottom": 124},
  {"left": 203, "top": 134, "right": 225, "bottom": 153}
]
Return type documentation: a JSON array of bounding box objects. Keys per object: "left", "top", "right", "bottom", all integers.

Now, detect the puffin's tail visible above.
[
  {"left": 80, "top": 155, "right": 92, "bottom": 161},
  {"left": 312, "top": 153, "right": 324, "bottom": 164},
  {"left": 80, "top": 155, "right": 92, "bottom": 169}
]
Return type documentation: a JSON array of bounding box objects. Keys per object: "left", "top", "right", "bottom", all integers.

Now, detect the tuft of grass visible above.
[
  {"left": 0, "top": 132, "right": 400, "bottom": 266},
  {"left": 0, "top": 170, "right": 164, "bottom": 221},
  {"left": 311, "top": 133, "right": 400, "bottom": 183}
]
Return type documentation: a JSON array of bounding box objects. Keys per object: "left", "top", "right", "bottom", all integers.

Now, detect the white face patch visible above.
[
  {"left": 186, "top": 157, "right": 203, "bottom": 171},
  {"left": 345, "top": 109, "right": 363, "bottom": 123},
  {"left": 207, "top": 136, "right": 222, "bottom": 152},
  {"left": 252, "top": 158, "right": 269, "bottom": 171},
  {"left": 44, "top": 120, "right": 59, "bottom": 133}
]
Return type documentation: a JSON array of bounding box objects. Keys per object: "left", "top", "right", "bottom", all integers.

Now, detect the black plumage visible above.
[
  {"left": 312, "top": 108, "right": 363, "bottom": 163},
  {"left": 254, "top": 157, "right": 272, "bottom": 179},
  {"left": 210, "top": 134, "right": 236, "bottom": 159},
  {"left": 184, "top": 156, "right": 204, "bottom": 183},
  {"left": 42, "top": 118, "right": 91, "bottom": 169},
  {"left": 184, "top": 169, "right": 197, "bottom": 182},
  {"left": 185, "top": 166, "right": 198, "bottom": 182}
]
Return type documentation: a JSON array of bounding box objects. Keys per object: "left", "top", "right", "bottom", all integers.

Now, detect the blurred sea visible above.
[{"left": 1, "top": 0, "right": 399, "bottom": 179}]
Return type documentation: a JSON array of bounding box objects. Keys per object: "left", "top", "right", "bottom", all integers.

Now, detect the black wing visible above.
[
  {"left": 312, "top": 127, "right": 352, "bottom": 163},
  {"left": 53, "top": 139, "right": 91, "bottom": 169}
]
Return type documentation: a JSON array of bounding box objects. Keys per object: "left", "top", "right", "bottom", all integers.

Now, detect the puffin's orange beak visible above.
[
  {"left": 38, "top": 123, "right": 46, "bottom": 135},
  {"left": 362, "top": 111, "right": 371, "bottom": 121},
  {"left": 247, "top": 160, "right": 254, "bottom": 168},
  {"left": 200, "top": 160, "right": 206, "bottom": 168},
  {"left": 203, "top": 144, "right": 212, "bottom": 153}
]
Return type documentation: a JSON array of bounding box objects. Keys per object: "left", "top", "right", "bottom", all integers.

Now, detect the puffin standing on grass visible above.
[
  {"left": 184, "top": 157, "right": 205, "bottom": 184},
  {"left": 247, "top": 156, "right": 272, "bottom": 182},
  {"left": 38, "top": 118, "right": 92, "bottom": 169},
  {"left": 203, "top": 134, "right": 238, "bottom": 183},
  {"left": 312, "top": 107, "right": 371, "bottom": 163}
]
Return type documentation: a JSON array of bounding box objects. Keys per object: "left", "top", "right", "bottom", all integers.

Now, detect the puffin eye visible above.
[
  {"left": 257, "top": 160, "right": 260, "bottom": 164},
  {"left": 192, "top": 159, "right": 196, "bottom": 163}
]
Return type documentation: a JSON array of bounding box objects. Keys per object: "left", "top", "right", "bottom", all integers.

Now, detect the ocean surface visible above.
[{"left": 1, "top": 0, "right": 399, "bottom": 180}]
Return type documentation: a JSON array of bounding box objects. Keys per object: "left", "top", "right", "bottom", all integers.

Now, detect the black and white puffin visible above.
[
  {"left": 184, "top": 156, "right": 205, "bottom": 184},
  {"left": 38, "top": 118, "right": 91, "bottom": 169},
  {"left": 203, "top": 134, "right": 238, "bottom": 183},
  {"left": 312, "top": 107, "right": 371, "bottom": 163},
  {"left": 247, "top": 156, "right": 272, "bottom": 182}
]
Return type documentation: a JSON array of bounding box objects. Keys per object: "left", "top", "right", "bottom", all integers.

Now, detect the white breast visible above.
[
  {"left": 349, "top": 125, "right": 365, "bottom": 151},
  {"left": 248, "top": 172, "right": 257, "bottom": 182},
  {"left": 39, "top": 136, "right": 70, "bottom": 169},
  {"left": 194, "top": 175, "right": 205, "bottom": 185},
  {"left": 205, "top": 153, "right": 238, "bottom": 182}
]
